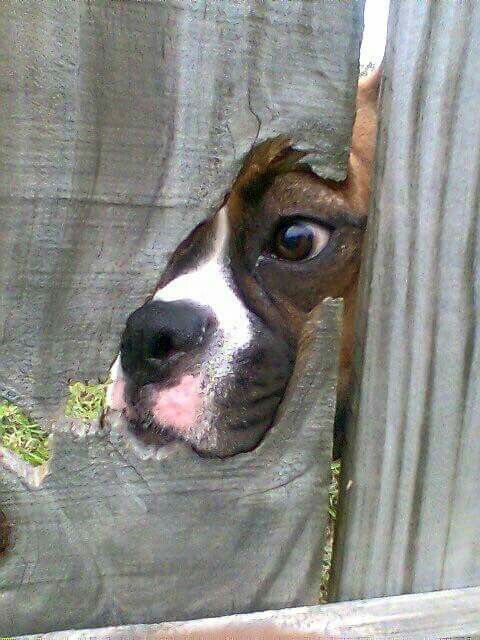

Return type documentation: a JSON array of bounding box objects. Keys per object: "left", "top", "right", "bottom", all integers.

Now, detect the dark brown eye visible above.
[{"left": 273, "top": 220, "right": 331, "bottom": 261}]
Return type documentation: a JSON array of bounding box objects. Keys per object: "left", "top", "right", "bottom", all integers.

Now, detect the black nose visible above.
[{"left": 120, "top": 300, "right": 216, "bottom": 383}]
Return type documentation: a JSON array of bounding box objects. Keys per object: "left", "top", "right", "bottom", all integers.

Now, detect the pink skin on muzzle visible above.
[
  {"left": 107, "top": 375, "right": 204, "bottom": 433},
  {"left": 150, "top": 374, "right": 203, "bottom": 432}
]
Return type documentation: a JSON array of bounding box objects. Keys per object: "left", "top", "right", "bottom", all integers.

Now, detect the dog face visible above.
[{"left": 105, "top": 71, "right": 380, "bottom": 458}]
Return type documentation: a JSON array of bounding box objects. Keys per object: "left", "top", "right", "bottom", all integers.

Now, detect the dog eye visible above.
[{"left": 273, "top": 219, "right": 331, "bottom": 261}]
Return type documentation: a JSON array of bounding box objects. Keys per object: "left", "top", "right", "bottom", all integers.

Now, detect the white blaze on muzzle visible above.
[{"left": 152, "top": 206, "right": 252, "bottom": 349}]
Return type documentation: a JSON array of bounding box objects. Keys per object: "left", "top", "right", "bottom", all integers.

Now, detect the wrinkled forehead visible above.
[
  {"left": 226, "top": 137, "right": 368, "bottom": 232},
  {"left": 261, "top": 172, "right": 367, "bottom": 220},
  {"left": 230, "top": 171, "right": 367, "bottom": 227}
]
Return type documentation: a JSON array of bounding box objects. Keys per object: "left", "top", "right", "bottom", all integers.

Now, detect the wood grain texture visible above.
[
  {"left": 332, "top": 1, "right": 480, "bottom": 601},
  {"left": 15, "top": 587, "right": 480, "bottom": 640},
  {"left": 0, "top": 0, "right": 363, "bottom": 419},
  {"left": 0, "top": 301, "right": 341, "bottom": 637}
]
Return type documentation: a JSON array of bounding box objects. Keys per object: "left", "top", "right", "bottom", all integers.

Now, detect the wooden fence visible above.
[
  {"left": 332, "top": 0, "right": 480, "bottom": 602},
  {"left": 0, "top": 1, "right": 360, "bottom": 635},
  {"left": 1, "top": 1, "right": 480, "bottom": 638}
]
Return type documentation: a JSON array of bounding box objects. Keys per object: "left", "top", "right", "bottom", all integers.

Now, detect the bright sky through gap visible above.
[{"left": 360, "top": 0, "right": 390, "bottom": 67}]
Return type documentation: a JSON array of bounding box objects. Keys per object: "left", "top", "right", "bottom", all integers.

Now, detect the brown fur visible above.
[{"left": 336, "top": 67, "right": 381, "bottom": 411}]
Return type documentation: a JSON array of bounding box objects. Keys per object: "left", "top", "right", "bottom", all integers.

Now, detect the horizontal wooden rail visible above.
[{"left": 16, "top": 586, "right": 480, "bottom": 640}]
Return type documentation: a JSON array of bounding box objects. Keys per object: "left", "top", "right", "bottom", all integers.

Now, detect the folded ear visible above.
[
  {"left": 357, "top": 61, "right": 383, "bottom": 106},
  {"left": 231, "top": 136, "right": 308, "bottom": 205},
  {"left": 349, "top": 63, "right": 382, "bottom": 169}
]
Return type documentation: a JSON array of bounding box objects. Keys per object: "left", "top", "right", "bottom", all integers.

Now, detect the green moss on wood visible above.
[
  {"left": 65, "top": 381, "right": 106, "bottom": 422},
  {"left": 0, "top": 401, "right": 49, "bottom": 466},
  {"left": 1, "top": 381, "right": 107, "bottom": 464},
  {"left": 319, "top": 460, "right": 341, "bottom": 603}
]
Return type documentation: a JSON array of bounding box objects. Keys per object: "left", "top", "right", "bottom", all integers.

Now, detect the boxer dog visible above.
[{"left": 104, "top": 69, "right": 380, "bottom": 458}]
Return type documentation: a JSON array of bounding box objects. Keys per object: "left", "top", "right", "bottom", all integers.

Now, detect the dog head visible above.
[{"left": 105, "top": 70, "right": 380, "bottom": 458}]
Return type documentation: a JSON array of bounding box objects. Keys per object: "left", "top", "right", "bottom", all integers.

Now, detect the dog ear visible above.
[
  {"left": 349, "top": 63, "right": 382, "bottom": 170},
  {"left": 232, "top": 136, "right": 308, "bottom": 205},
  {"left": 357, "top": 62, "right": 383, "bottom": 106}
]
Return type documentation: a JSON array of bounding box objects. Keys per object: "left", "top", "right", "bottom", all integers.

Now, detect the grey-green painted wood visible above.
[
  {"left": 332, "top": 0, "right": 480, "bottom": 601},
  {"left": 15, "top": 587, "right": 480, "bottom": 640},
  {"left": 0, "top": 302, "right": 341, "bottom": 637},
  {"left": 0, "top": 0, "right": 364, "bottom": 420}
]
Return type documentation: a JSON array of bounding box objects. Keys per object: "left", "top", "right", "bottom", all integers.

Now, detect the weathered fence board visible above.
[
  {"left": 0, "top": 2, "right": 366, "bottom": 635},
  {"left": 15, "top": 587, "right": 480, "bottom": 640},
  {"left": 0, "top": 302, "right": 341, "bottom": 637},
  {"left": 332, "top": 0, "right": 480, "bottom": 600},
  {"left": 0, "top": 0, "right": 364, "bottom": 420}
]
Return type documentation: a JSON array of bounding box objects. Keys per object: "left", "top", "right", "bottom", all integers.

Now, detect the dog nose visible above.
[{"left": 120, "top": 300, "right": 216, "bottom": 383}]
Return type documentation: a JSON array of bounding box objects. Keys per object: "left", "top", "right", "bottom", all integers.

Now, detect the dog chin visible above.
[
  {"left": 105, "top": 374, "right": 219, "bottom": 454},
  {"left": 103, "top": 360, "right": 290, "bottom": 457}
]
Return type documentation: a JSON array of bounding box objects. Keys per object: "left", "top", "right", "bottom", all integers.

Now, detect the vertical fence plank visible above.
[{"left": 332, "top": 0, "right": 480, "bottom": 600}]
